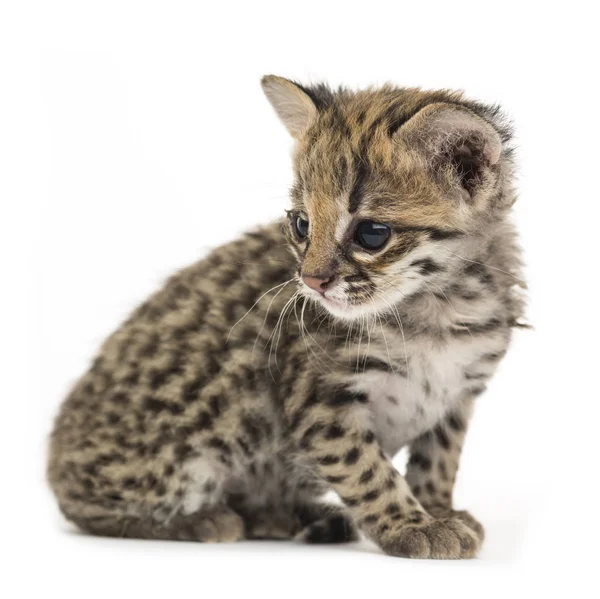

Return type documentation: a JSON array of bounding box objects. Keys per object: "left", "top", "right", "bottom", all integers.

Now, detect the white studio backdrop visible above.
[{"left": 1, "top": 1, "right": 598, "bottom": 598}]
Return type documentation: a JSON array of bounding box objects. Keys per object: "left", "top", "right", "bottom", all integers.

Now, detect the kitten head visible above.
[{"left": 262, "top": 75, "right": 513, "bottom": 321}]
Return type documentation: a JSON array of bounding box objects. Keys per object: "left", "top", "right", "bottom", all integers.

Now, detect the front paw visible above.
[
  {"left": 426, "top": 507, "right": 485, "bottom": 543},
  {"left": 381, "top": 517, "right": 481, "bottom": 559}
]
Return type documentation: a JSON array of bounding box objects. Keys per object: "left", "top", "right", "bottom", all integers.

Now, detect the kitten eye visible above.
[
  {"left": 354, "top": 221, "right": 391, "bottom": 250},
  {"left": 294, "top": 215, "right": 309, "bottom": 240}
]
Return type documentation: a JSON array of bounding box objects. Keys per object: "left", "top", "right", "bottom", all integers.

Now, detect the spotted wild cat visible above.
[{"left": 48, "top": 76, "right": 525, "bottom": 558}]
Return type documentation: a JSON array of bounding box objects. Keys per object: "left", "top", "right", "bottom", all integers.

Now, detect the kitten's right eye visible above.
[{"left": 294, "top": 216, "right": 309, "bottom": 240}]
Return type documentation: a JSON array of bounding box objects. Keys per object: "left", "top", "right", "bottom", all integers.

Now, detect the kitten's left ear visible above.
[
  {"left": 396, "top": 103, "right": 503, "bottom": 201},
  {"left": 261, "top": 75, "right": 318, "bottom": 139}
]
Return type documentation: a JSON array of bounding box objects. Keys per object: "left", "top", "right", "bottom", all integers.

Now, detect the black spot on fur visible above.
[
  {"left": 407, "top": 511, "right": 425, "bottom": 524},
  {"left": 149, "top": 369, "right": 169, "bottom": 390},
  {"left": 408, "top": 452, "right": 432, "bottom": 471},
  {"left": 361, "top": 357, "right": 395, "bottom": 373},
  {"left": 410, "top": 258, "right": 444, "bottom": 276},
  {"left": 363, "top": 430, "right": 376, "bottom": 444},
  {"left": 236, "top": 437, "right": 252, "bottom": 457},
  {"left": 362, "top": 514, "right": 379, "bottom": 524},
  {"left": 434, "top": 426, "right": 451, "bottom": 450},
  {"left": 447, "top": 412, "right": 465, "bottom": 431},
  {"left": 453, "top": 318, "right": 503, "bottom": 335},
  {"left": 344, "top": 447, "right": 361, "bottom": 465},
  {"left": 427, "top": 227, "right": 463, "bottom": 241},
  {"left": 241, "top": 414, "right": 265, "bottom": 445},
  {"left": 359, "top": 468, "right": 375, "bottom": 484},
  {"left": 384, "top": 475, "right": 396, "bottom": 490},
  {"left": 182, "top": 377, "right": 205, "bottom": 404},
  {"left": 464, "top": 371, "right": 488, "bottom": 380},
  {"left": 319, "top": 455, "right": 340, "bottom": 466},
  {"left": 438, "top": 460, "right": 449, "bottom": 481},
  {"left": 328, "top": 388, "right": 368, "bottom": 407},
  {"left": 203, "top": 480, "right": 216, "bottom": 494},
  {"left": 363, "top": 489, "right": 380, "bottom": 502},
  {"left": 110, "top": 392, "right": 130, "bottom": 405},
  {"left": 344, "top": 273, "right": 370, "bottom": 284},
  {"left": 208, "top": 395, "right": 227, "bottom": 418},
  {"left": 195, "top": 411, "right": 214, "bottom": 431},
  {"left": 325, "top": 475, "right": 347, "bottom": 484},
  {"left": 208, "top": 437, "right": 231, "bottom": 455},
  {"left": 348, "top": 162, "right": 369, "bottom": 213},
  {"left": 106, "top": 412, "right": 120, "bottom": 425},
  {"left": 324, "top": 424, "right": 345, "bottom": 440},
  {"left": 143, "top": 396, "right": 167, "bottom": 413},
  {"left": 300, "top": 423, "right": 324, "bottom": 449},
  {"left": 122, "top": 477, "right": 138, "bottom": 490}
]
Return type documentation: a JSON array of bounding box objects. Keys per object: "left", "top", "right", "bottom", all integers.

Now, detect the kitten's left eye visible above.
[{"left": 354, "top": 221, "right": 391, "bottom": 250}]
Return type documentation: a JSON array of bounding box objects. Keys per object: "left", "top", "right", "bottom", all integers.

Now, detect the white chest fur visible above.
[{"left": 350, "top": 332, "right": 508, "bottom": 456}]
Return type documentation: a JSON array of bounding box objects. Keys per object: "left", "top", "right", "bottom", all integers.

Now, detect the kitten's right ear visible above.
[
  {"left": 395, "top": 103, "right": 502, "bottom": 202},
  {"left": 261, "top": 75, "right": 318, "bottom": 139}
]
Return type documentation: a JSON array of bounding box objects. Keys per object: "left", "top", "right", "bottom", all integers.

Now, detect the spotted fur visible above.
[{"left": 48, "top": 76, "right": 525, "bottom": 558}]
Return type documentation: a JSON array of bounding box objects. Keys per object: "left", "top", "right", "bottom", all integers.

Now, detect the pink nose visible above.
[{"left": 302, "top": 274, "right": 332, "bottom": 295}]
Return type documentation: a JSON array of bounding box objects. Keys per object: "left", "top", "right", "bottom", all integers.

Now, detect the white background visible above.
[{"left": 2, "top": 1, "right": 599, "bottom": 597}]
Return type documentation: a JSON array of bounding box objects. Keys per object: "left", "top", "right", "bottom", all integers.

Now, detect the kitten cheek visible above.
[{"left": 349, "top": 253, "right": 380, "bottom": 268}]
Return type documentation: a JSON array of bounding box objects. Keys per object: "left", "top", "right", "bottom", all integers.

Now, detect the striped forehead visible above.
[
  {"left": 298, "top": 137, "right": 456, "bottom": 235},
  {"left": 297, "top": 130, "right": 397, "bottom": 216},
  {"left": 301, "top": 156, "right": 391, "bottom": 244}
]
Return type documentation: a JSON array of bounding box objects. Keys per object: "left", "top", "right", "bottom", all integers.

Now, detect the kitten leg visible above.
[
  {"left": 65, "top": 503, "right": 245, "bottom": 542},
  {"left": 405, "top": 396, "right": 484, "bottom": 541},
  {"left": 54, "top": 449, "right": 246, "bottom": 542},
  {"left": 287, "top": 378, "right": 481, "bottom": 558}
]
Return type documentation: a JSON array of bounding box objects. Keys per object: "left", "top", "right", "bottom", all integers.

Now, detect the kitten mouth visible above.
[
  {"left": 303, "top": 285, "right": 365, "bottom": 318},
  {"left": 320, "top": 294, "right": 357, "bottom": 315},
  {"left": 308, "top": 290, "right": 347, "bottom": 311},
  {"left": 321, "top": 295, "right": 344, "bottom": 308}
]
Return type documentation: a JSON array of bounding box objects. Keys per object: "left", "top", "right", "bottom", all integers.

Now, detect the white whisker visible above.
[
  {"left": 441, "top": 249, "right": 526, "bottom": 285},
  {"left": 252, "top": 279, "right": 294, "bottom": 359},
  {"left": 227, "top": 278, "right": 294, "bottom": 342}
]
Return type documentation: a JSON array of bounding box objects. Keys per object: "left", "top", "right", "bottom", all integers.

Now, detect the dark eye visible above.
[
  {"left": 354, "top": 221, "right": 391, "bottom": 250},
  {"left": 294, "top": 215, "right": 309, "bottom": 240}
]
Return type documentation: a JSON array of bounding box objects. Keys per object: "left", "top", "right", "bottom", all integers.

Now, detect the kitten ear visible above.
[
  {"left": 396, "top": 103, "right": 502, "bottom": 201},
  {"left": 261, "top": 75, "right": 318, "bottom": 139}
]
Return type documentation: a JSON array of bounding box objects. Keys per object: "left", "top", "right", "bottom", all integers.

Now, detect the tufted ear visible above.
[
  {"left": 261, "top": 75, "right": 318, "bottom": 139},
  {"left": 396, "top": 103, "right": 503, "bottom": 201}
]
